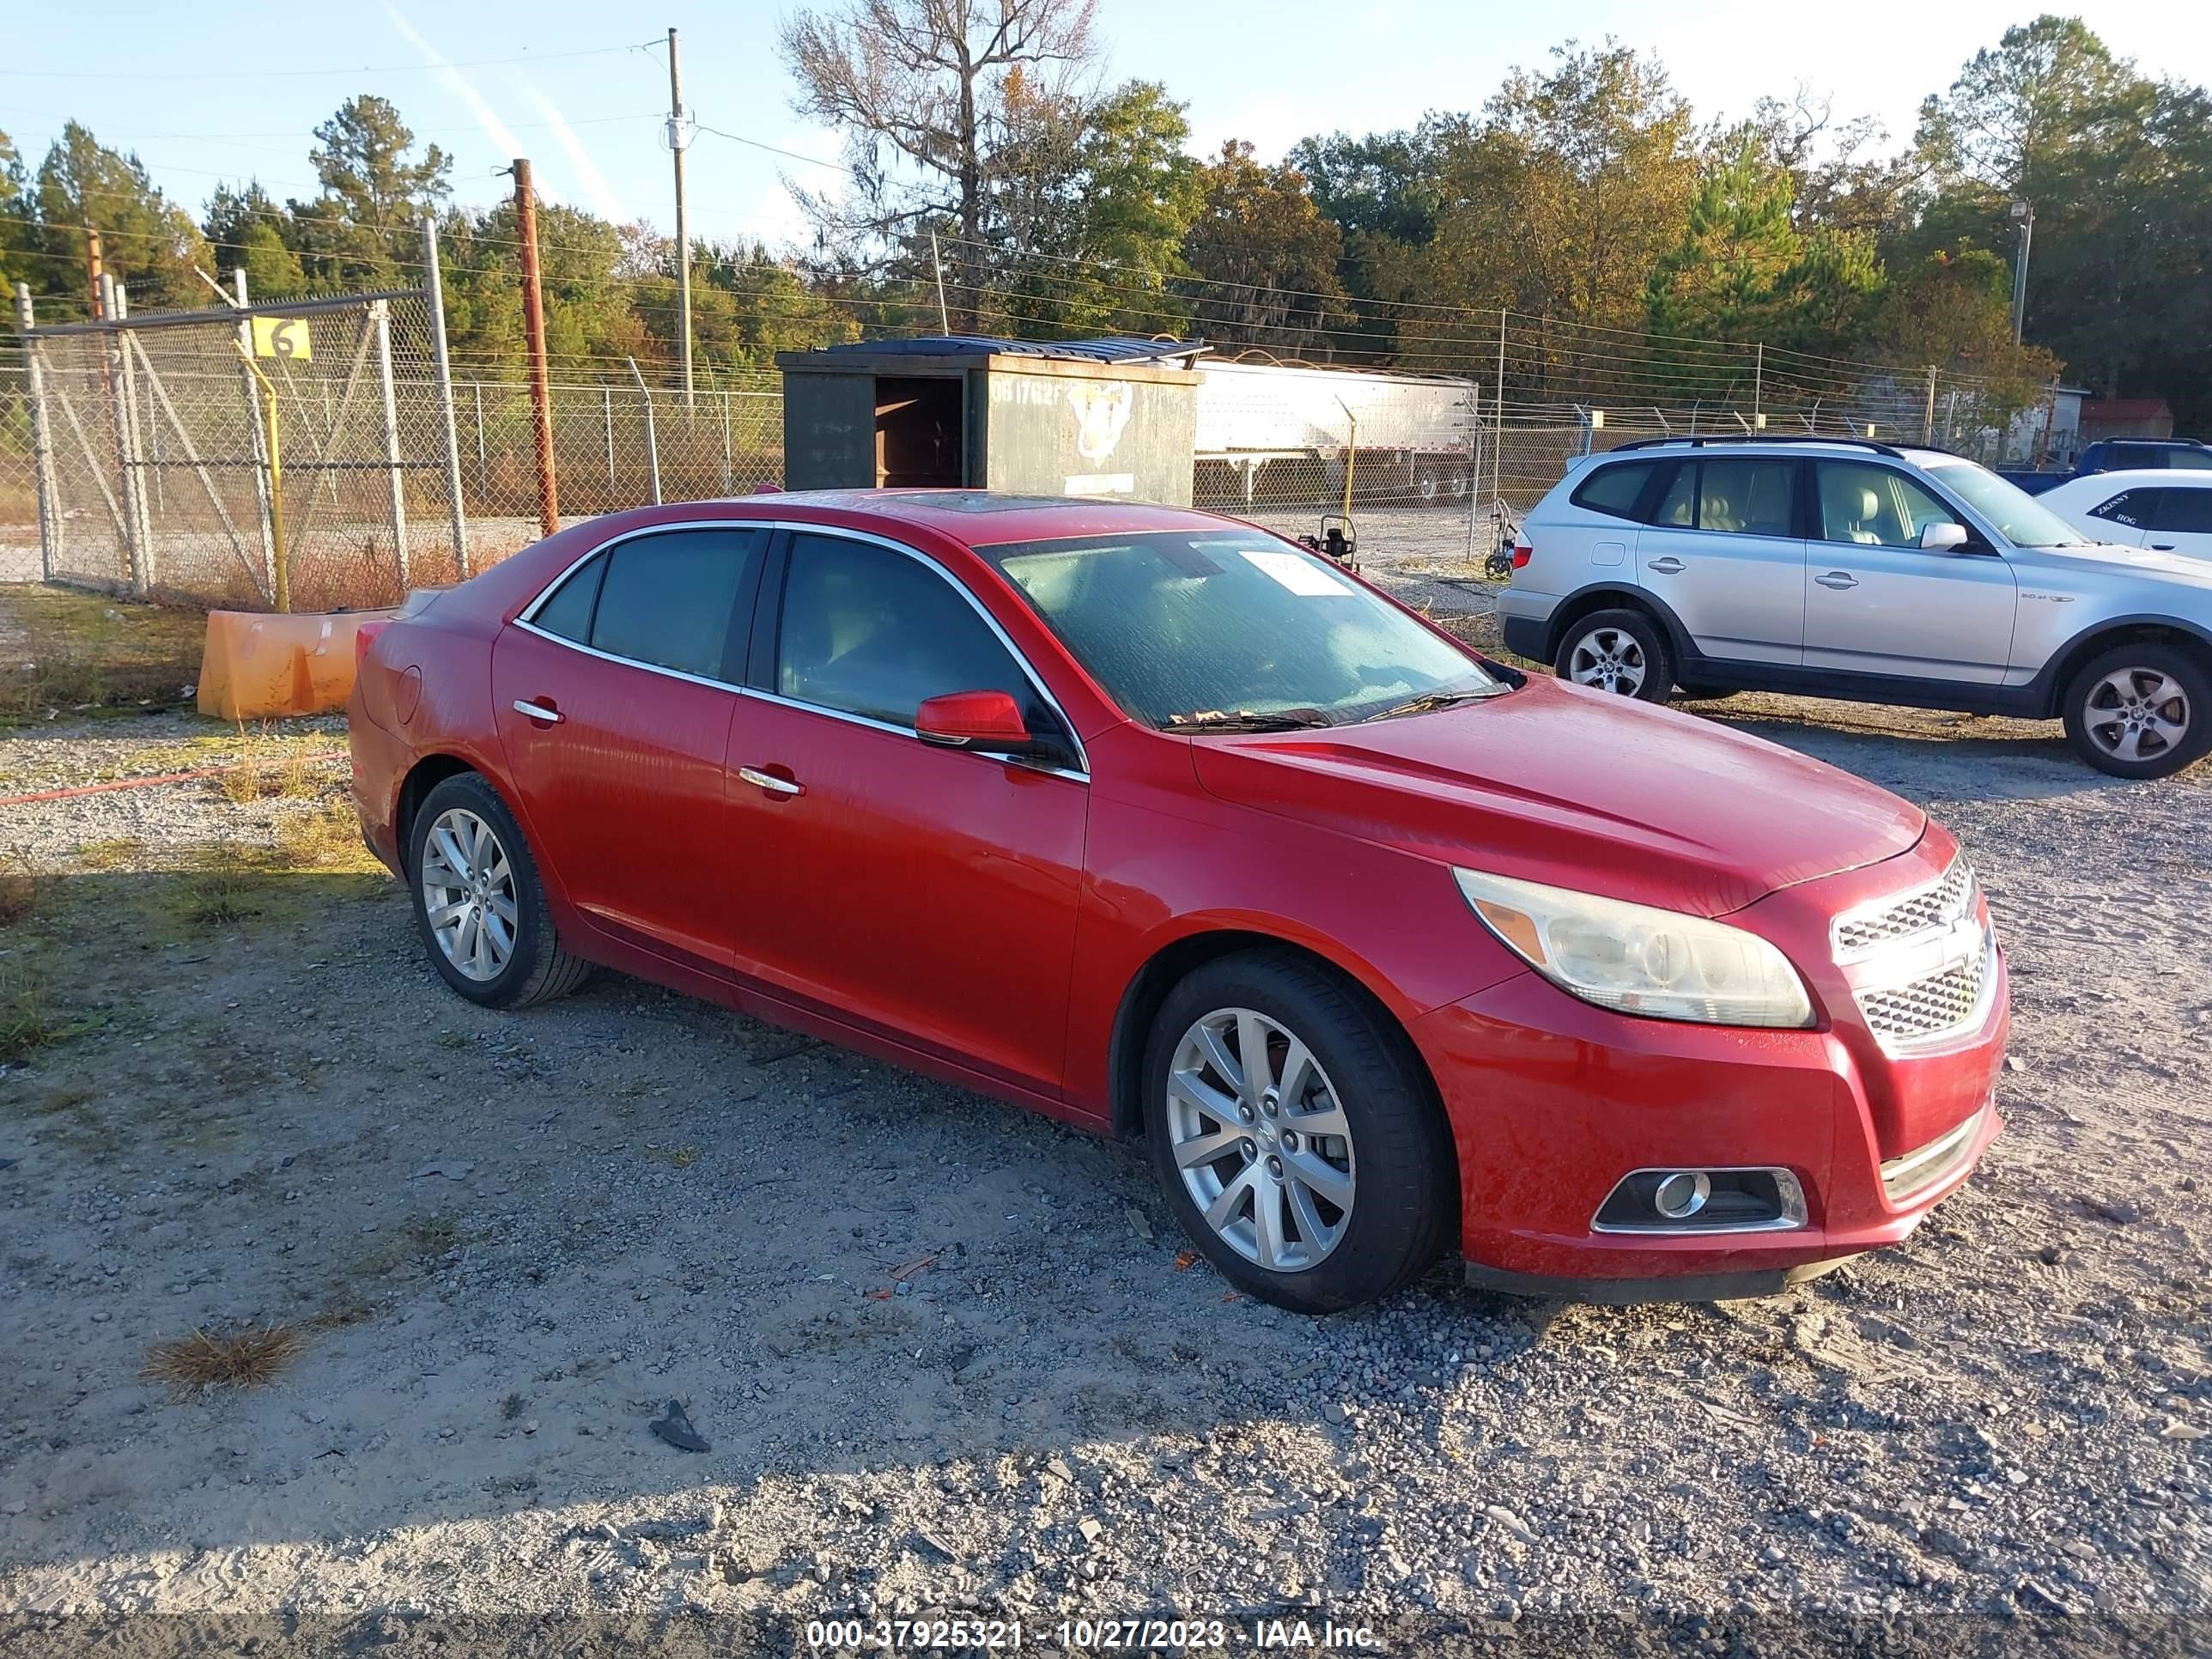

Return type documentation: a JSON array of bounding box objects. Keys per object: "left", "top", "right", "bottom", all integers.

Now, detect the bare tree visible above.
[{"left": 780, "top": 0, "right": 1099, "bottom": 330}]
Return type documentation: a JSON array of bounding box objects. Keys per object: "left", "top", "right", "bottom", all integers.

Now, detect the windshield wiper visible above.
[
  {"left": 1166, "top": 707, "right": 1335, "bottom": 732},
  {"left": 1359, "top": 686, "right": 1508, "bottom": 722}
]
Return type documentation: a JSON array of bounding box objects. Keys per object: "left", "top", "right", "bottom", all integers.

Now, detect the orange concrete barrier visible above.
[{"left": 196, "top": 609, "right": 398, "bottom": 722}]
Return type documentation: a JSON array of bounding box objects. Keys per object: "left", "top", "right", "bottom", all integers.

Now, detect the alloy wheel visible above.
[
  {"left": 1566, "top": 626, "right": 1648, "bottom": 695},
  {"left": 2083, "top": 666, "right": 2191, "bottom": 764},
  {"left": 1165, "top": 1007, "right": 1356, "bottom": 1272},
  {"left": 419, "top": 807, "right": 518, "bottom": 981}
]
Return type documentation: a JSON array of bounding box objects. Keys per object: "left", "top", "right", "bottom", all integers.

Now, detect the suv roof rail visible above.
[{"left": 1607, "top": 434, "right": 1907, "bottom": 459}]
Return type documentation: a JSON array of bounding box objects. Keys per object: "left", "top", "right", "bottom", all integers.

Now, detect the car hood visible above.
[
  {"left": 1189, "top": 676, "right": 1925, "bottom": 918},
  {"left": 2022, "top": 540, "right": 2212, "bottom": 586}
]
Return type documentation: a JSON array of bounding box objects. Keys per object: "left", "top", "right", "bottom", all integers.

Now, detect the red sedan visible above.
[{"left": 350, "top": 492, "right": 2006, "bottom": 1312}]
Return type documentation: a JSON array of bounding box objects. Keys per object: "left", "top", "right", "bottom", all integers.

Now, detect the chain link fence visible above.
[{"left": 4, "top": 287, "right": 2065, "bottom": 610}]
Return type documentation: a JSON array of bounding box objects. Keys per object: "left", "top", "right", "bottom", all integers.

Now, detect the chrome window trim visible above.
[
  {"left": 1589, "top": 1166, "right": 1808, "bottom": 1236},
  {"left": 507, "top": 514, "right": 1091, "bottom": 781}
]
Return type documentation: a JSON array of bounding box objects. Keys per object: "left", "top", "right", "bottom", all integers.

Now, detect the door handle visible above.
[
  {"left": 738, "top": 766, "right": 803, "bottom": 798},
  {"left": 2150, "top": 543, "right": 2177, "bottom": 551},
  {"left": 1814, "top": 572, "right": 1858, "bottom": 590},
  {"left": 512, "top": 699, "right": 564, "bottom": 725},
  {"left": 1647, "top": 556, "right": 1685, "bottom": 574}
]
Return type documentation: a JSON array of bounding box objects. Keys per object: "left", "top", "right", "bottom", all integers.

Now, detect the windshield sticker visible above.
[{"left": 1241, "top": 549, "right": 1356, "bottom": 597}]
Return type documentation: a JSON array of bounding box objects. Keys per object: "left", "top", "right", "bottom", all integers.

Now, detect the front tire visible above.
[
  {"left": 409, "top": 773, "right": 589, "bottom": 1008},
  {"left": 1141, "top": 950, "right": 1456, "bottom": 1314},
  {"left": 2061, "top": 644, "right": 2212, "bottom": 780},
  {"left": 1555, "top": 607, "right": 1674, "bottom": 703}
]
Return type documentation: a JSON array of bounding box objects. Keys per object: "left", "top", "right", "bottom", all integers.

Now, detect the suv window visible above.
[
  {"left": 2169, "top": 450, "right": 2212, "bottom": 471},
  {"left": 776, "top": 533, "right": 1040, "bottom": 730},
  {"left": 1815, "top": 463, "right": 1960, "bottom": 549},
  {"left": 2109, "top": 444, "right": 2168, "bottom": 470},
  {"left": 1569, "top": 461, "right": 1656, "bottom": 520},
  {"left": 2158, "top": 489, "right": 2212, "bottom": 534},
  {"left": 528, "top": 528, "right": 762, "bottom": 680},
  {"left": 1653, "top": 464, "right": 1696, "bottom": 526},
  {"left": 1697, "top": 459, "right": 1794, "bottom": 537},
  {"left": 2089, "top": 489, "right": 2154, "bottom": 528}
]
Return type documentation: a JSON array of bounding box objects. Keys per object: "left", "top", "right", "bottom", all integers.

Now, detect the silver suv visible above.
[{"left": 1499, "top": 435, "right": 2212, "bottom": 778}]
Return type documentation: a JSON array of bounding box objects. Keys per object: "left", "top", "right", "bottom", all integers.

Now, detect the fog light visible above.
[
  {"left": 1652, "top": 1170, "right": 1711, "bottom": 1219},
  {"left": 1592, "top": 1167, "right": 1808, "bottom": 1233}
]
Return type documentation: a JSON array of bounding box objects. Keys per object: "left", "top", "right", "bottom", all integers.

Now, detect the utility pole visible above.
[
  {"left": 666, "top": 27, "right": 694, "bottom": 407},
  {"left": 513, "top": 158, "right": 560, "bottom": 536},
  {"left": 2009, "top": 199, "right": 2034, "bottom": 346}
]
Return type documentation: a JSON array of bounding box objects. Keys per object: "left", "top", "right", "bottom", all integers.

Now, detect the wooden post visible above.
[{"left": 514, "top": 158, "right": 559, "bottom": 536}]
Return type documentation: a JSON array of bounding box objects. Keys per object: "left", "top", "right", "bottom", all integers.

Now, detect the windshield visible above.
[
  {"left": 980, "top": 529, "right": 1495, "bottom": 728},
  {"left": 1923, "top": 459, "right": 2094, "bottom": 549}
]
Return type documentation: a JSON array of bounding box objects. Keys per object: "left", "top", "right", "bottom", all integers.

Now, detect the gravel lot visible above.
[{"left": 0, "top": 576, "right": 2208, "bottom": 1658}]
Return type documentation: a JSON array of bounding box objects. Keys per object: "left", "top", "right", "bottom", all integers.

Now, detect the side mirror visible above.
[
  {"left": 915, "top": 689, "right": 1041, "bottom": 754},
  {"left": 1921, "top": 521, "right": 1970, "bottom": 552}
]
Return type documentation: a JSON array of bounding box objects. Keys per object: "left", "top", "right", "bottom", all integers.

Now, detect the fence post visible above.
[
  {"left": 1492, "top": 308, "right": 1506, "bottom": 508},
  {"left": 1465, "top": 382, "right": 1481, "bottom": 568},
  {"left": 371, "top": 298, "right": 409, "bottom": 588},
  {"left": 472, "top": 381, "right": 488, "bottom": 503},
  {"left": 1923, "top": 365, "right": 1938, "bottom": 446},
  {"left": 720, "top": 388, "right": 732, "bottom": 495},
  {"left": 603, "top": 386, "right": 617, "bottom": 502},
  {"left": 627, "top": 357, "right": 662, "bottom": 506},
  {"left": 1753, "top": 343, "right": 1764, "bottom": 423},
  {"left": 100, "top": 276, "right": 150, "bottom": 596},
  {"left": 14, "top": 283, "right": 60, "bottom": 580},
  {"left": 420, "top": 214, "right": 471, "bottom": 577},
  {"left": 232, "top": 270, "right": 278, "bottom": 605}
]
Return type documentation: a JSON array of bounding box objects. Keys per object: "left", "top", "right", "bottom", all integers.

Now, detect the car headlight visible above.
[{"left": 1453, "top": 867, "right": 1814, "bottom": 1029}]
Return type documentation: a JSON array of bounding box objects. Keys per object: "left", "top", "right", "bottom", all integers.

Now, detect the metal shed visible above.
[{"left": 775, "top": 337, "right": 1206, "bottom": 505}]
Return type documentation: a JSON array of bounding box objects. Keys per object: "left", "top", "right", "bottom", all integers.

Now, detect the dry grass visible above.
[
  {"left": 142, "top": 1325, "right": 306, "bottom": 1395},
  {"left": 272, "top": 797, "right": 375, "bottom": 872},
  {"left": 0, "top": 586, "right": 206, "bottom": 721},
  {"left": 0, "top": 850, "right": 37, "bottom": 926},
  {"left": 175, "top": 843, "right": 266, "bottom": 929},
  {"left": 74, "top": 837, "right": 146, "bottom": 872},
  {"left": 0, "top": 962, "right": 55, "bottom": 1061}
]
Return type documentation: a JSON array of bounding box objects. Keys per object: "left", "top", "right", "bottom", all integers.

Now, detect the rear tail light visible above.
[
  {"left": 355, "top": 618, "right": 391, "bottom": 667},
  {"left": 1510, "top": 541, "right": 1533, "bottom": 570}
]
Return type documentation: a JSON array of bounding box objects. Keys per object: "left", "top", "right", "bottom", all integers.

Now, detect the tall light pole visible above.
[
  {"left": 2009, "top": 198, "right": 2034, "bottom": 346},
  {"left": 666, "top": 26, "right": 694, "bottom": 406}
]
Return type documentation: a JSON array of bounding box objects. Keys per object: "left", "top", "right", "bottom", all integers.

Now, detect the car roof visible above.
[
  {"left": 744, "top": 489, "right": 1244, "bottom": 546},
  {"left": 2046, "top": 468, "right": 2211, "bottom": 495},
  {"left": 1587, "top": 440, "right": 1962, "bottom": 465}
]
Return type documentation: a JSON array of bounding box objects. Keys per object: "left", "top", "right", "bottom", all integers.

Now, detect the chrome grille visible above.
[
  {"left": 1833, "top": 860, "right": 1974, "bottom": 959},
  {"left": 1857, "top": 950, "right": 1990, "bottom": 1043}
]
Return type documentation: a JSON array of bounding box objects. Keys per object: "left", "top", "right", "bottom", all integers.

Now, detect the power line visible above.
[{"left": 0, "top": 40, "right": 666, "bottom": 82}]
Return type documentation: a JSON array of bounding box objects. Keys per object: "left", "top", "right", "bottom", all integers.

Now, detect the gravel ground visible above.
[{"left": 1, "top": 593, "right": 2208, "bottom": 1657}]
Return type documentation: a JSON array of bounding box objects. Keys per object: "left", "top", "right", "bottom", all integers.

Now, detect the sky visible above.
[{"left": 5, "top": 0, "right": 2208, "bottom": 257}]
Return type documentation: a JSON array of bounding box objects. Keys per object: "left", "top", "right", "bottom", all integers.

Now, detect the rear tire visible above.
[
  {"left": 409, "top": 773, "right": 590, "bottom": 1008},
  {"left": 1554, "top": 607, "right": 1674, "bottom": 704},
  {"left": 2061, "top": 643, "right": 2212, "bottom": 780},
  {"left": 1141, "top": 950, "right": 1456, "bottom": 1314}
]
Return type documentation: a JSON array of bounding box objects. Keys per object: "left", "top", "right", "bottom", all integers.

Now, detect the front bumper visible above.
[{"left": 1412, "top": 932, "right": 2007, "bottom": 1298}]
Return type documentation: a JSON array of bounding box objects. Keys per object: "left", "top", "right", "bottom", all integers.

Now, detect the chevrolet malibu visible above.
[{"left": 350, "top": 492, "right": 2007, "bottom": 1312}]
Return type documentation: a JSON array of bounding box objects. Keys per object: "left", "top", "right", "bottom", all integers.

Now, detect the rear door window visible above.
[
  {"left": 2156, "top": 489, "right": 2212, "bottom": 534},
  {"left": 1651, "top": 464, "right": 1696, "bottom": 527},
  {"left": 1569, "top": 461, "right": 1656, "bottom": 520},
  {"left": 2169, "top": 451, "right": 2212, "bottom": 471},
  {"left": 1697, "top": 459, "right": 1795, "bottom": 537},
  {"left": 585, "top": 528, "right": 763, "bottom": 680}
]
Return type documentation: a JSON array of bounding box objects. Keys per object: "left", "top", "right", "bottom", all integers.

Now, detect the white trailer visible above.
[{"left": 1192, "top": 360, "right": 1478, "bottom": 507}]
